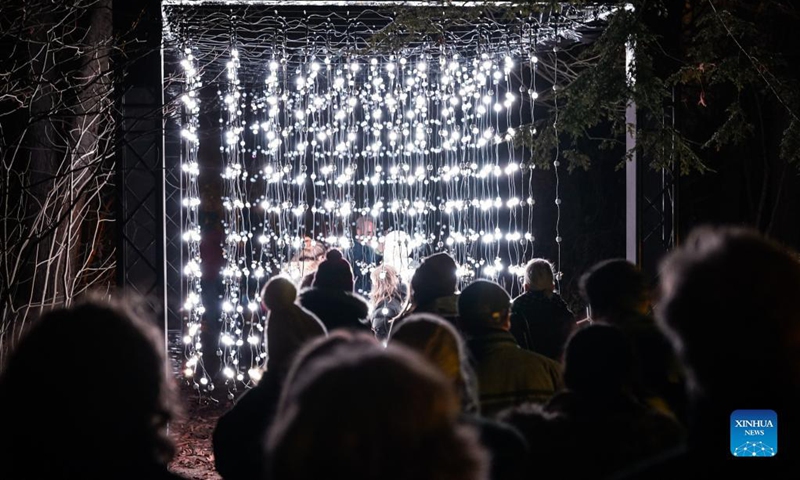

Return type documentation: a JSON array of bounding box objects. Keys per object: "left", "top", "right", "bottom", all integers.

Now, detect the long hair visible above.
[{"left": 369, "top": 264, "right": 402, "bottom": 306}]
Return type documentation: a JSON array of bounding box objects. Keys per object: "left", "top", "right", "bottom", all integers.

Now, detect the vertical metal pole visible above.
[
  {"left": 625, "top": 40, "right": 638, "bottom": 264},
  {"left": 160, "top": 8, "right": 169, "bottom": 376}
]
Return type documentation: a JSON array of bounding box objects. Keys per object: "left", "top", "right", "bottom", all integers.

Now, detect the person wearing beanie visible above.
[
  {"left": 213, "top": 275, "right": 326, "bottom": 480},
  {"left": 389, "top": 252, "right": 460, "bottom": 335},
  {"left": 263, "top": 276, "right": 328, "bottom": 375},
  {"left": 297, "top": 249, "right": 371, "bottom": 333},
  {"left": 312, "top": 249, "right": 354, "bottom": 291},
  {"left": 458, "top": 280, "right": 562, "bottom": 416}
]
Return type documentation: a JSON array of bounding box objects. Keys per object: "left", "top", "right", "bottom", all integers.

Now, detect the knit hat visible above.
[
  {"left": 411, "top": 252, "right": 458, "bottom": 306},
  {"left": 263, "top": 276, "right": 299, "bottom": 311},
  {"left": 263, "top": 276, "right": 327, "bottom": 376},
  {"left": 313, "top": 249, "right": 354, "bottom": 291}
]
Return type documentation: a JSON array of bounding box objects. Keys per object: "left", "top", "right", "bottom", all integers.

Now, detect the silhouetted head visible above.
[
  {"left": 563, "top": 324, "right": 635, "bottom": 395},
  {"left": 525, "top": 258, "right": 556, "bottom": 293},
  {"left": 269, "top": 343, "right": 488, "bottom": 480},
  {"left": 580, "top": 259, "right": 649, "bottom": 318},
  {"left": 280, "top": 329, "right": 381, "bottom": 406},
  {"left": 262, "top": 275, "right": 298, "bottom": 311},
  {"left": 657, "top": 226, "right": 800, "bottom": 405},
  {"left": 410, "top": 252, "right": 458, "bottom": 307},
  {"left": 261, "top": 276, "right": 327, "bottom": 377},
  {"left": 458, "top": 280, "right": 511, "bottom": 336},
  {"left": 0, "top": 295, "right": 177, "bottom": 477},
  {"left": 313, "top": 249, "right": 355, "bottom": 291},
  {"left": 389, "top": 313, "right": 479, "bottom": 412}
]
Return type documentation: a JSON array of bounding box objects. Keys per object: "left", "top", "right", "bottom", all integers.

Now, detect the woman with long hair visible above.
[{"left": 368, "top": 264, "right": 406, "bottom": 341}]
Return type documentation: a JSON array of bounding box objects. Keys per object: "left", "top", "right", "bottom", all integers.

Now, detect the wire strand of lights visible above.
[
  {"left": 178, "top": 47, "right": 209, "bottom": 389},
  {"left": 552, "top": 40, "right": 563, "bottom": 292}
]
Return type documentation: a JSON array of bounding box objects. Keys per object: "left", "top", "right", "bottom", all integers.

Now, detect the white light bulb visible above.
[{"left": 248, "top": 368, "right": 262, "bottom": 382}]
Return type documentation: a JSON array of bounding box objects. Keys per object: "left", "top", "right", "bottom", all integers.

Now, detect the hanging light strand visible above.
[{"left": 179, "top": 46, "right": 208, "bottom": 388}]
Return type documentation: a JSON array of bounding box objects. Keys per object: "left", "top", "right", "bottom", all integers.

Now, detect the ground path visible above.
[{"left": 169, "top": 384, "right": 228, "bottom": 480}]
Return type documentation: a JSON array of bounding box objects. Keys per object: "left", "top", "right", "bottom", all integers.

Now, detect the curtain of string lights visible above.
[{"left": 165, "top": 3, "right": 614, "bottom": 393}]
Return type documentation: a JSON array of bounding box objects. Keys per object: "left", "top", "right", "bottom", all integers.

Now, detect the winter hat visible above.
[
  {"left": 263, "top": 276, "right": 328, "bottom": 376},
  {"left": 264, "top": 276, "right": 299, "bottom": 311},
  {"left": 411, "top": 252, "right": 458, "bottom": 306},
  {"left": 312, "top": 249, "right": 354, "bottom": 291}
]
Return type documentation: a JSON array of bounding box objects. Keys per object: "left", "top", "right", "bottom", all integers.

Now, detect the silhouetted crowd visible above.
[{"left": 2, "top": 225, "right": 799, "bottom": 479}]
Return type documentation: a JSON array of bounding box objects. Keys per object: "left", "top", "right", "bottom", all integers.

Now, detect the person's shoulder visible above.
[
  {"left": 511, "top": 291, "right": 534, "bottom": 308},
  {"left": 460, "top": 413, "right": 530, "bottom": 459},
  {"left": 550, "top": 292, "right": 574, "bottom": 312},
  {"left": 296, "top": 286, "right": 315, "bottom": 298},
  {"left": 339, "top": 290, "right": 370, "bottom": 314},
  {"left": 515, "top": 344, "right": 561, "bottom": 368}
]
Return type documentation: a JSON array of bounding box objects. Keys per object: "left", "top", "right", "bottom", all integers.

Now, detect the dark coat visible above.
[
  {"left": 390, "top": 293, "right": 461, "bottom": 336},
  {"left": 347, "top": 240, "right": 381, "bottom": 295},
  {"left": 466, "top": 331, "right": 563, "bottom": 416},
  {"left": 510, "top": 290, "right": 575, "bottom": 361},
  {"left": 212, "top": 371, "right": 283, "bottom": 480},
  {"left": 297, "top": 287, "right": 371, "bottom": 333},
  {"left": 597, "top": 311, "right": 686, "bottom": 420},
  {"left": 500, "top": 390, "right": 685, "bottom": 480},
  {"left": 460, "top": 414, "right": 529, "bottom": 480},
  {"left": 369, "top": 287, "right": 406, "bottom": 341}
]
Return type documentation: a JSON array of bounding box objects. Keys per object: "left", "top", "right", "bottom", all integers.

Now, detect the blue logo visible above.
[{"left": 730, "top": 410, "right": 777, "bottom": 457}]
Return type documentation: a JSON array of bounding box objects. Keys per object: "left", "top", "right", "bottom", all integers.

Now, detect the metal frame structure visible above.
[
  {"left": 114, "top": 0, "right": 171, "bottom": 338},
  {"left": 131, "top": 1, "right": 675, "bottom": 377},
  {"left": 625, "top": 44, "right": 678, "bottom": 275},
  {"left": 637, "top": 88, "right": 678, "bottom": 279}
]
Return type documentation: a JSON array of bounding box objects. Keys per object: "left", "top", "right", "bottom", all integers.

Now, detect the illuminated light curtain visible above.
[
  {"left": 162, "top": 4, "right": 619, "bottom": 390},
  {"left": 249, "top": 50, "right": 533, "bottom": 281},
  {"left": 218, "top": 46, "right": 268, "bottom": 397},
  {"left": 196, "top": 47, "right": 537, "bottom": 391}
]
